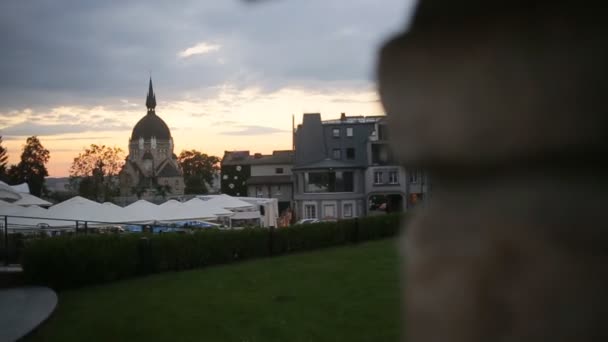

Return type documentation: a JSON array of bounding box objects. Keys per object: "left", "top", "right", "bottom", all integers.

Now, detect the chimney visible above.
[{"left": 340, "top": 112, "right": 346, "bottom": 121}]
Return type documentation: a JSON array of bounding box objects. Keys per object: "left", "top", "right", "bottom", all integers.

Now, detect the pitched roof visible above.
[
  {"left": 156, "top": 162, "right": 181, "bottom": 177},
  {"left": 249, "top": 150, "right": 294, "bottom": 165},
  {"left": 222, "top": 150, "right": 294, "bottom": 166},
  {"left": 221, "top": 151, "right": 251, "bottom": 165},
  {"left": 321, "top": 115, "right": 385, "bottom": 125}
]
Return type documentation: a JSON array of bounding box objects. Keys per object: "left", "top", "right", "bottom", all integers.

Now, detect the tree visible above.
[
  {"left": 7, "top": 136, "right": 50, "bottom": 196},
  {"left": 178, "top": 150, "right": 220, "bottom": 194},
  {"left": 154, "top": 184, "right": 172, "bottom": 201},
  {"left": 0, "top": 136, "right": 8, "bottom": 182},
  {"left": 69, "top": 144, "right": 124, "bottom": 202}
]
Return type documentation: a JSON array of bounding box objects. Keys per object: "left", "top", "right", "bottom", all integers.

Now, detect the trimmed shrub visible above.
[
  {"left": 22, "top": 234, "right": 140, "bottom": 290},
  {"left": 22, "top": 213, "right": 405, "bottom": 290},
  {"left": 0, "top": 233, "right": 28, "bottom": 264}
]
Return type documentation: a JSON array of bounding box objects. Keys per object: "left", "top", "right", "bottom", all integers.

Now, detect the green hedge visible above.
[{"left": 22, "top": 213, "right": 404, "bottom": 290}]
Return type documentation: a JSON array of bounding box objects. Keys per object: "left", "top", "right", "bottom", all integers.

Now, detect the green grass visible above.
[{"left": 25, "top": 239, "right": 403, "bottom": 342}]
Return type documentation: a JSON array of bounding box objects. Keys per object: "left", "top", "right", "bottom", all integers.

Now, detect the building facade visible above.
[
  {"left": 221, "top": 150, "right": 294, "bottom": 214},
  {"left": 220, "top": 151, "right": 252, "bottom": 197},
  {"left": 293, "top": 113, "right": 372, "bottom": 220},
  {"left": 293, "top": 113, "right": 429, "bottom": 221},
  {"left": 245, "top": 150, "right": 294, "bottom": 213},
  {"left": 118, "top": 79, "right": 185, "bottom": 202}
]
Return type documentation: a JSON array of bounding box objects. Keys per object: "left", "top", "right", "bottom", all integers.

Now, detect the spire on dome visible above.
[{"left": 146, "top": 77, "right": 156, "bottom": 112}]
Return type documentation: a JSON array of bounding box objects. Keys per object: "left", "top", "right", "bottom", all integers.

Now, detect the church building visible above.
[{"left": 119, "top": 79, "right": 185, "bottom": 200}]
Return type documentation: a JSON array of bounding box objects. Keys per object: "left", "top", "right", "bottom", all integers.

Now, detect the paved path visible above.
[{"left": 0, "top": 286, "right": 57, "bottom": 341}]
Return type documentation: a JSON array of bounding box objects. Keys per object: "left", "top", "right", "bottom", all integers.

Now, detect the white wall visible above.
[{"left": 250, "top": 164, "right": 293, "bottom": 177}]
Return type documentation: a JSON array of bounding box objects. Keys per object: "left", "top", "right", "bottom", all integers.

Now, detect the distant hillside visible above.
[{"left": 45, "top": 177, "right": 71, "bottom": 192}]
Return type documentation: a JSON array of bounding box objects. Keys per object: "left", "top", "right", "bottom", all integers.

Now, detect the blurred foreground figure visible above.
[{"left": 378, "top": 2, "right": 608, "bottom": 341}]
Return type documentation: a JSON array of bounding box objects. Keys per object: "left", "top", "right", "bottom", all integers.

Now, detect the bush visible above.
[
  {"left": 22, "top": 234, "right": 140, "bottom": 290},
  {"left": 22, "top": 213, "right": 405, "bottom": 290}
]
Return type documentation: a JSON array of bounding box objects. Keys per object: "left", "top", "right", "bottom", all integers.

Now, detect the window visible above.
[
  {"left": 343, "top": 203, "right": 353, "bottom": 218},
  {"left": 275, "top": 167, "right": 284, "bottom": 174},
  {"left": 346, "top": 127, "right": 353, "bottom": 137},
  {"left": 346, "top": 148, "right": 355, "bottom": 160},
  {"left": 343, "top": 172, "right": 354, "bottom": 192},
  {"left": 323, "top": 204, "right": 336, "bottom": 218},
  {"left": 304, "top": 204, "right": 317, "bottom": 219},
  {"left": 305, "top": 171, "right": 354, "bottom": 193},
  {"left": 409, "top": 170, "right": 419, "bottom": 183},
  {"left": 374, "top": 171, "right": 383, "bottom": 184},
  {"left": 256, "top": 186, "right": 263, "bottom": 197},
  {"left": 389, "top": 170, "right": 398, "bottom": 184},
  {"left": 371, "top": 144, "right": 393, "bottom": 165},
  {"left": 332, "top": 128, "right": 340, "bottom": 138},
  {"left": 332, "top": 148, "right": 341, "bottom": 159},
  {"left": 378, "top": 124, "right": 389, "bottom": 140}
]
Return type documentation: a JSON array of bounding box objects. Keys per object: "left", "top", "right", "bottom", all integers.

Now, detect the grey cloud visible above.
[
  {"left": 221, "top": 125, "right": 288, "bottom": 136},
  {"left": 43, "top": 136, "right": 114, "bottom": 141},
  {"left": 0, "top": 0, "right": 412, "bottom": 110},
  {"left": 56, "top": 114, "right": 81, "bottom": 121},
  {"left": 1, "top": 135, "right": 114, "bottom": 141},
  {"left": 0, "top": 122, "right": 130, "bottom": 137},
  {"left": 331, "top": 97, "right": 381, "bottom": 104}
]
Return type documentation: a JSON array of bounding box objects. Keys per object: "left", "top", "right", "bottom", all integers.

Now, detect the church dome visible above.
[
  {"left": 131, "top": 113, "right": 171, "bottom": 141},
  {"left": 130, "top": 78, "right": 172, "bottom": 141}
]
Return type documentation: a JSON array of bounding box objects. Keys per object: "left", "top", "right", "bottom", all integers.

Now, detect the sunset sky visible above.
[{"left": 0, "top": 0, "right": 415, "bottom": 177}]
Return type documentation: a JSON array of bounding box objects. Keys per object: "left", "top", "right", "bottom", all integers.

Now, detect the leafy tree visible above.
[
  {"left": 0, "top": 136, "right": 8, "bottom": 182},
  {"left": 69, "top": 144, "right": 124, "bottom": 202},
  {"left": 7, "top": 136, "right": 50, "bottom": 196},
  {"left": 154, "top": 184, "right": 172, "bottom": 201},
  {"left": 130, "top": 185, "right": 147, "bottom": 200},
  {"left": 178, "top": 150, "right": 220, "bottom": 194}
]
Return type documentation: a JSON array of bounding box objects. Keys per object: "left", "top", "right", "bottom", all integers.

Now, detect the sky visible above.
[{"left": 0, "top": 0, "right": 416, "bottom": 177}]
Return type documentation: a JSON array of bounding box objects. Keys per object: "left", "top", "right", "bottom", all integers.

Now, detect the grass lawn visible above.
[{"left": 25, "top": 239, "right": 402, "bottom": 342}]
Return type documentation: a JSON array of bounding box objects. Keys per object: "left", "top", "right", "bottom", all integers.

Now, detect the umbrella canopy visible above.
[
  {"left": 0, "top": 182, "right": 21, "bottom": 202},
  {"left": 196, "top": 194, "right": 256, "bottom": 211},
  {"left": 12, "top": 193, "right": 52, "bottom": 207},
  {"left": 47, "top": 196, "right": 128, "bottom": 224},
  {"left": 123, "top": 200, "right": 161, "bottom": 223}
]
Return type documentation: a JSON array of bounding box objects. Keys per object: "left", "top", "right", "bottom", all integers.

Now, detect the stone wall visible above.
[{"left": 378, "top": 2, "right": 608, "bottom": 341}]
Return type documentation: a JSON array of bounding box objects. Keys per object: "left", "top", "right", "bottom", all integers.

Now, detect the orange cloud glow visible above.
[{"left": 1, "top": 86, "right": 384, "bottom": 177}]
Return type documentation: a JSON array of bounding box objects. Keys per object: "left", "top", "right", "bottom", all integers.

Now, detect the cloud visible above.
[
  {"left": 44, "top": 136, "right": 114, "bottom": 141},
  {"left": 0, "top": 0, "right": 414, "bottom": 109},
  {"left": 331, "top": 97, "right": 380, "bottom": 104},
  {"left": 221, "top": 125, "right": 288, "bottom": 136},
  {"left": 2, "top": 135, "right": 113, "bottom": 141},
  {"left": 0, "top": 122, "right": 130, "bottom": 137},
  {"left": 178, "top": 42, "right": 221, "bottom": 58}
]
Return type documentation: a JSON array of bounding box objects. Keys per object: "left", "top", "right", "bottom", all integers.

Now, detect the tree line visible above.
[
  {"left": 0, "top": 136, "right": 220, "bottom": 202},
  {"left": 69, "top": 145, "right": 220, "bottom": 202},
  {"left": 0, "top": 135, "right": 50, "bottom": 197}
]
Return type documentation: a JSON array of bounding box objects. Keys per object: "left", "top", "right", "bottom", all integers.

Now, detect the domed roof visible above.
[
  {"left": 131, "top": 113, "right": 171, "bottom": 140},
  {"left": 131, "top": 78, "right": 172, "bottom": 141}
]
